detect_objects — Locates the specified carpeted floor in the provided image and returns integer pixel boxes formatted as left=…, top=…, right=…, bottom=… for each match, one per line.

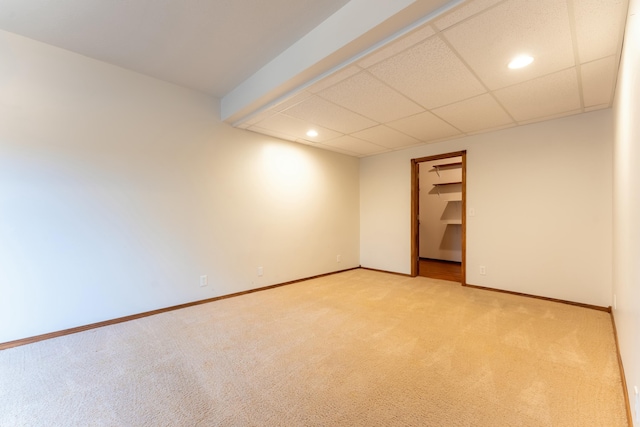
left=0, top=269, right=628, bottom=426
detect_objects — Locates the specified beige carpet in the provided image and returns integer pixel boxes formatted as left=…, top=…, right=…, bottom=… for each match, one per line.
left=0, top=269, right=628, bottom=426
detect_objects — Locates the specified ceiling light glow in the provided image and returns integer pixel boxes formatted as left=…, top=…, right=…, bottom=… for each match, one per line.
left=306, top=129, right=318, bottom=137
left=508, top=55, right=534, bottom=69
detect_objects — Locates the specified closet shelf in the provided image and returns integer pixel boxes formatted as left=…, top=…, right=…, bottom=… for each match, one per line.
left=433, top=162, right=462, bottom=169
left=431, top=162, right=462, bottom=177
left=433, top=181, right=462, bottom=186
left=442, top=220, right=462, bottom=225
left=433, top=181, right=462, bottom=196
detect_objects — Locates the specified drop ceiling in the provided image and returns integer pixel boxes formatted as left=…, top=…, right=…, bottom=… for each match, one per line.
left=0, top=0, right=629, bottom=158
left=235, top=0, right=629, bottom=157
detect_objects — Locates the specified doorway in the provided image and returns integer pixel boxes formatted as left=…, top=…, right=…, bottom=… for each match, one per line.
left=411, top=151, right=466, bottom=283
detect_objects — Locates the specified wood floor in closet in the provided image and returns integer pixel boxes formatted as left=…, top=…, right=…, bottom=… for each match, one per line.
left=418, top=258, right=462, bottom=283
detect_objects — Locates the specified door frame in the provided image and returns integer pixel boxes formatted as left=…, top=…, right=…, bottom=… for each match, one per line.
left=410, top=150, right=466, bottom=283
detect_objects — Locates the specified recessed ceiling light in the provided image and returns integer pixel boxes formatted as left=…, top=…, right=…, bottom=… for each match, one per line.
left=306, top=129, right=318, bottom=137
left=508, top=55, right=534, bottom=69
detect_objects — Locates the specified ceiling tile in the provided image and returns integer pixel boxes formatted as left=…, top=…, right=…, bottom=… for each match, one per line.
left=295, top=138, right=360, bottom=156
left=369, top=36, right=486, bottom=109
left=573, top=0, right=627, bottom=63
left=294, top=138, right=315, bottom=146
left=272, top=91, right=313, bottom=112
left=433, top=0, right=504, bottom=31
left=306, top=65, right=362, bottom=93
left=387, top=111, right=462, bottom=142
left=357, top=25, right=436, bottom=68
left=465, top=123, right=516, bottom=135
left=432, top=93, right=514, bottom=133
left=243, top=108, right=277, bottom=126
left=247, top=127, right=295, bottom=142
left=443, top=0, right=575, bottom=90
left=282, top=95, right=378, bottom=134
left=351, top=125, right=420, bottom=149
left=318, top=71, right=424, bottom=123
left=315, top=145, right=361, bottom=156
left=581, top=56, right=616, bottom=107
left=494, top=68, right=581, bottom=122
left=517, top=108, right=582, bottom=126
left=320, top=135, right=386, bottom=156
left=250, top=113, right=342, bottom=142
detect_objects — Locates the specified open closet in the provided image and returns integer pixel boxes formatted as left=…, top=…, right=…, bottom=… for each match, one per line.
left=411, top=151, right=466, bottom=283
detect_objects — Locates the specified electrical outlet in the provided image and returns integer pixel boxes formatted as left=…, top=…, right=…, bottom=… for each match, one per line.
left=479, top=266, right=486, bottom=275
left=337, top=255, right=341, bottom=263
left=257, top=266, right=263, bottom=277
left=199, top=275, right=208, bottom=287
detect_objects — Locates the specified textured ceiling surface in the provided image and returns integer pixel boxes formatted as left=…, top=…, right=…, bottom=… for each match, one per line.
left=0, top=0, right=351, bottom=97
left=238, top=0, right=628, bottom=157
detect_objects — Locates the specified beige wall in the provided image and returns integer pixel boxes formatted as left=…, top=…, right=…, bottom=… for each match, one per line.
left=361, top=110, right=613, bottom=307
left=0, top=30, right=360, bottom=343
left=613, top=0, right=640, bottom=421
